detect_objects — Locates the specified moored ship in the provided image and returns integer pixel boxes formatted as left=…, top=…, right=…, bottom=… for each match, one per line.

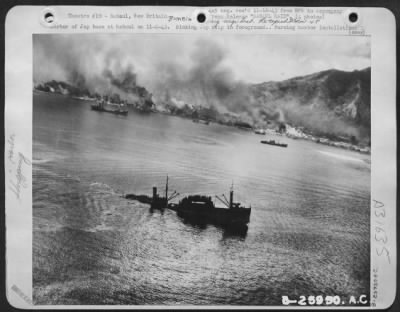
left=91, top=99, right=128, bottom=116
left=261, top=139, right=288, bottom=148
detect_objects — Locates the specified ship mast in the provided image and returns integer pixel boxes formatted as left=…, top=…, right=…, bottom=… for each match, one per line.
left=229, top=181, right=234, bottom=209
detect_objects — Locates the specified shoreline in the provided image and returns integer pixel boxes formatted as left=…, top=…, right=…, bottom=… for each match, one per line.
left=33, top=90, right=371, bottom=155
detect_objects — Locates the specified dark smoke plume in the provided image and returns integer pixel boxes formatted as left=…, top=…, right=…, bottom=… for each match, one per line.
left=33, top=35, right=368, bottom=140
left=150, top=39, right=257, bottom=123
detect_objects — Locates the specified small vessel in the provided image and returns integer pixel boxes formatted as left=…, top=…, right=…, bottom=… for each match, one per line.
left=192, top=119, right=210, bottom=125
left=254, top=129, right=266, bottom=135
left=175, top=186, right=251, bottom=227
left=260, top=139, right=288, bottom=148
left=235, top=121, right=253, bottom=131
left=91, top=100, right=128, bottom=116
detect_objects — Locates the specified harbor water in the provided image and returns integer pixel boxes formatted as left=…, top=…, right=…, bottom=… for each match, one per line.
left=33, top=92, right=370, bottom=305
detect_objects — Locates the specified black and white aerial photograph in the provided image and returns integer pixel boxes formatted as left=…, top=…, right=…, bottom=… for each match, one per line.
left=33, top=34, right=371, bottom=305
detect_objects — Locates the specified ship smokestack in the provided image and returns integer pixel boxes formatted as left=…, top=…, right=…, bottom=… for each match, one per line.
left=229, top=189, right=233, bottom=209
left=153, top=186, right=157, bottom=201
left=165, top=176, right=169, bottom=204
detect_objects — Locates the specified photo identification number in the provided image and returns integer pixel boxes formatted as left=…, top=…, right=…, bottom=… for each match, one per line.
left=282, top=295, right=368, bottom=306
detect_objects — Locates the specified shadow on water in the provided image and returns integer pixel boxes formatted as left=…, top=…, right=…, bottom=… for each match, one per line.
left=148, top=205, right=249, bottom=239
left=222, top=225, right=248, bottom=239
left=180, top=215, right=208, bottom=230
left=149, top=207, right=165, bottom=215
left=178, top=214, right=248, bottom=239
left=146, top=204, right=249, bottom=238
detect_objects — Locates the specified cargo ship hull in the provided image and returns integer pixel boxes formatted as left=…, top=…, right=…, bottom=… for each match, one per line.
left=261, top=140, right=288, bottom=148
left=177, top=207, right=250, bottom=226
left=176, top=194, right=251, bottom=227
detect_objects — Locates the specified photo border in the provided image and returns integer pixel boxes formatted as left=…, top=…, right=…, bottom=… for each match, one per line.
left=3, top=3, right=398, bottom=310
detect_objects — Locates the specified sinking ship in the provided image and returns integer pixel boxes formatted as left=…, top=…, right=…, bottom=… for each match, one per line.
left=125, top=178, right=251, bottom=228
left=125, top=176, right=179, bottom=210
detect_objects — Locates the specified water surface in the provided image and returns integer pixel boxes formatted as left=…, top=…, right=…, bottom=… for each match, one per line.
left=33, top=92, right=370, bottom=305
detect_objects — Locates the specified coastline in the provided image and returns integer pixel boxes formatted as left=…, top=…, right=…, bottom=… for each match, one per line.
left=33, top=90, right=371, bottom=155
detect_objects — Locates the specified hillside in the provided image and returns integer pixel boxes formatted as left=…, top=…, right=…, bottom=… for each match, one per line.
left=249, top=67, right=371, bottom=142
left=34, top=67, right=371, bottom=144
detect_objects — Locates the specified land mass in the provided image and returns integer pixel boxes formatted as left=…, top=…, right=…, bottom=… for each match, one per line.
left=34, top=67, right=371, bottom=154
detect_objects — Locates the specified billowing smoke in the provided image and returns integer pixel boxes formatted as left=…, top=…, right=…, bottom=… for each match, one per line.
left=150, top=40, right=234, bottom=106
left=33, top=35, right=368, bottom=140
left=147, top=39, right=362, bottom=138
left=103, top=66, right=137, bottom=92
left=148, top=39, right=261, bottom=124
left=33, top=35, right=147, bottom=104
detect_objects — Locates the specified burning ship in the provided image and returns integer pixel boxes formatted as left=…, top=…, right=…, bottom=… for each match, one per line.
left=91, top=97, right=128, bottom=116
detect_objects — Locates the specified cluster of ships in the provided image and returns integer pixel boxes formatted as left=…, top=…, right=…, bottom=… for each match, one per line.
left=91, top=99, right=288, bottom=149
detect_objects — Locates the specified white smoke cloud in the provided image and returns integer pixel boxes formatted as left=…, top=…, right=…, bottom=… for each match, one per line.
left=34, top=34, right=370, bottom=87
left=33, top=34, right=370, bottom=139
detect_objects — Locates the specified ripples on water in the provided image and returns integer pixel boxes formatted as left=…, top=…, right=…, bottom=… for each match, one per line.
left=33, top=93, right=370, bottom=305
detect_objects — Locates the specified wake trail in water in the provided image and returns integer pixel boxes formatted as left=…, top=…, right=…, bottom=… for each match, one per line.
left=318, top=150, right=365, bottom=163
